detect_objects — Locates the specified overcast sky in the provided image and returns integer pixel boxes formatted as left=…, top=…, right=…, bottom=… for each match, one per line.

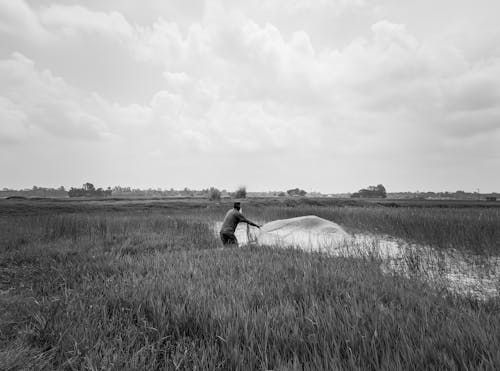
left=1, top=0, right=499, bottom=193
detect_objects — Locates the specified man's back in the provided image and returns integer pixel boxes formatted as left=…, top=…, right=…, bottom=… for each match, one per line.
left=220, top=209, right=244, bottom=234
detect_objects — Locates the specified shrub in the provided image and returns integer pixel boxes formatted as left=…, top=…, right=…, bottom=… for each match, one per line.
left=287, top=188, right=307, bottom=197
left=234, top=186, right=247, bottom=199
left=351, top=184, right=386, bottom=198
left=208, top=187, right=221, bottom=201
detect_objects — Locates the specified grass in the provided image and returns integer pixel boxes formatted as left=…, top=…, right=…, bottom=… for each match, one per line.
left=1, top=200, right=500, bottom=369
left=244, top=205, right=500, bottom=255
left=2, top=197, right=499, bottom=254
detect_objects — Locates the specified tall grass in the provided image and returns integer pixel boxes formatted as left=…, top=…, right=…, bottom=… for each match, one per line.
left=3, top=198, right=498, bottom=254
left=245, top=205, right=500, bottom=255
left=1, top=211, right=500, bottom=369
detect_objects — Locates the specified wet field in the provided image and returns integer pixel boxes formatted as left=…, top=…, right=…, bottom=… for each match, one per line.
left=215, top=215, right=500, bottom=299
left=2, top=197, right=500, bottom=369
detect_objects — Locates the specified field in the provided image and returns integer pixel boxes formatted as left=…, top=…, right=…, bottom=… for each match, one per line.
left=1, top=198, right=500, bottom=370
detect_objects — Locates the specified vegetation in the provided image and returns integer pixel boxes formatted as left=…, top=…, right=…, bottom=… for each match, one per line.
left=351, top=184, right=387, bottom=198
left=234, top=186, right=247, bottom=199
left=287, top=188, right=307, bottom=197
left=68, top=183, right=112, bottom=198
left=208, top=187, right=221, bottom=201
left=2, top=185, right=499, bottom=201
left=0, top=186, right=67, bottom=198
left=1, top=199, right=500, bottom=369
left=248, top=204, right=500, bottom=255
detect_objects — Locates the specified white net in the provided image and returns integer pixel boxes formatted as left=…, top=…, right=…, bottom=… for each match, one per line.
left=246, top=215, right=350, bottom=250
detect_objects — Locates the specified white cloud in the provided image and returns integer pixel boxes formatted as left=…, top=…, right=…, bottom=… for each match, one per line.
left=0, top=0, right=52, bottom=43
left=39, top=4, right=133, bottom=40
left=0, top=52, right=110, bottom=140
left=0, top=1, right=499, bottom=190
left=0, top=96, right=29, bottom=144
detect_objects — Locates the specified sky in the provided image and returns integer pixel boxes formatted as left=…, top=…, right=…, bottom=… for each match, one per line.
left=1, top=0, right=499, bottom=193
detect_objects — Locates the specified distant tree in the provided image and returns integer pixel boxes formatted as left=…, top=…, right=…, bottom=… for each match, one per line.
left=234, top=186, right=247, bottom=199
left=68, top=187, right=84, bottom=197
left=105, top=187, right=112, bottom=197
left=68, top=183, right=112, bottom=198
left=375, top=184, right=387, bottom=198
left=83, top=183, right=95, bottom=192
left=181, top=187, right=194, bottom=197
left=208, top=187, right=221, bottom=201
left=351, top=184, right=387, bottom=198
left=278, top=192, right=286, bottom=197
left=287, top=188, right=307, bottom=197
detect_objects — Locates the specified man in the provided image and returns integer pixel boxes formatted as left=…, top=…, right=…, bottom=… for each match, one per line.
left=220, top=202, right=261, bottom=246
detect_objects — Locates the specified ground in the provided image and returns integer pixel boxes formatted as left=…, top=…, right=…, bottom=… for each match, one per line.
left=0, top=197, right=499, bottom=370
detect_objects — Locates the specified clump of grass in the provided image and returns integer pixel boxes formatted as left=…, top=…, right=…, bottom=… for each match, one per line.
left=2, top=213, right=219, bottom=254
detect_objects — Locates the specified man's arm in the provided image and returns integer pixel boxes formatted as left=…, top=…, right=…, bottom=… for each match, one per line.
left=238, top=213, right=261, bottom=228
left=246, top=219, right=261, bottom=228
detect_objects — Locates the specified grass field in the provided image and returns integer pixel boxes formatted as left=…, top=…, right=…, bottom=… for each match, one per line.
left=1, top=198, right=500, bottom=370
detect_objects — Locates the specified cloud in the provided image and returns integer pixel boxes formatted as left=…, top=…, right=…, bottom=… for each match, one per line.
left=39, top=4, right=133, bottom=40
left=4, top=4, right=500, bottom=146
left=0, top=52, right=110, bottom=141
left=0, top=0, right=52, bottom=43
left=0, top=1, right=499, bottom=190
left=0, top=96, right=29, bottom=145
left=443, top=63, right=500, bottom=112
left=0, top=50, right=300, bottom=158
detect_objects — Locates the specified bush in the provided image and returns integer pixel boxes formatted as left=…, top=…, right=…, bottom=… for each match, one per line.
left=287, top=188, right=307, bottom=197
left=234, top=186, right=247, bottom=199
left=208, top=187, right=221, bottom=201
left=68, top=183, right=112, bottom=198
left=351, top=184, right=386, bottom=198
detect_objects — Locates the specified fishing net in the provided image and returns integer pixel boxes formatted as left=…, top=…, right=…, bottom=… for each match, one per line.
left=245, top=215, right=349, bottom=249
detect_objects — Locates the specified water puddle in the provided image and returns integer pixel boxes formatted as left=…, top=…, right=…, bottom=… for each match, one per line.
left=214, top=216, right=500, bottom=300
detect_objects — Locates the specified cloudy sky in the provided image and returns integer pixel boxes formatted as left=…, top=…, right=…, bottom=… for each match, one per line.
left=1, top=0, right=499, bottom=193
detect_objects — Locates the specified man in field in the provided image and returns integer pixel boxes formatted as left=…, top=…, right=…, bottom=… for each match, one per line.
left=220, top=202, right=261, bottom=246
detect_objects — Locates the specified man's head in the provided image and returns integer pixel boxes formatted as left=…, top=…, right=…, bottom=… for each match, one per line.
left=233, top=202, right=241, bottom=211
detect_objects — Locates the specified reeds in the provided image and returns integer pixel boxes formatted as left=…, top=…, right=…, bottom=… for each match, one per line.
left=246, top=205, right=500, bottom=255
left=1, top=209, right=500, bottom=369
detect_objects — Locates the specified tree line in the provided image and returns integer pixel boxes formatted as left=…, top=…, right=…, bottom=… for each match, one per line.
left=68, top=183, right=112, bottom=197
left=351, top=184, right=387, bottom=198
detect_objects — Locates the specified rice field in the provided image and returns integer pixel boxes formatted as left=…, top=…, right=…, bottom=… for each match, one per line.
left=1, top=198, right=500, bottom=370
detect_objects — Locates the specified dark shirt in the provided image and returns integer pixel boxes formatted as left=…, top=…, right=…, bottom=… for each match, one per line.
left=220, top=209, right=250, bottom=234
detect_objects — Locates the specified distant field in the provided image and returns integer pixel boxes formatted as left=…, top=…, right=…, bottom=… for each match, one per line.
left=2, top=197, right=499, bottom=254
left=1, top=198, right=499, bottom=369
left=1, top=196, right=500, bottom=215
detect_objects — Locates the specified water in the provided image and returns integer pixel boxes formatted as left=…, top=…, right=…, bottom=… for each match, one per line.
left=214, top=216, right=500, bottom=300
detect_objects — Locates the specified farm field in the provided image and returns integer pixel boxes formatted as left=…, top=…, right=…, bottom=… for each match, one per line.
left=1, top=198, right=500, bottom=370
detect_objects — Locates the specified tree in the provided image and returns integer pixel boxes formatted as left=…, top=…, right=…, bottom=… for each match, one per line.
left=68, top=187, right=84, bottom=197
left=181, top=187, right=194, bottom=197
left=208, top=187, right=221, bottom=201
left=68, top=183, right=112, bottom=198
left=83, top=183, right=95, bottom=192
left=375, top=184, right=387, bottom=198
left=351, top=184, right=387, bottom=198
left=287, top=188, right=307, bottom=197
left=234, top=186, right=247, bottom=199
